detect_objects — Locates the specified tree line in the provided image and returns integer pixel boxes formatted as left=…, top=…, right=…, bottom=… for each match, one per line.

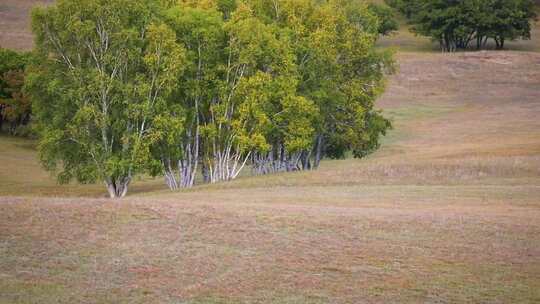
left=19, top=0, right=395, bottom=198
left=386, top=0, right=538, bottom=51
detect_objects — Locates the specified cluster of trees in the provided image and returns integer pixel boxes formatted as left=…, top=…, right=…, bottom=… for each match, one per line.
left=386, top=0, right=538, bottom=51
left=27, top=0, right=394, bottom=198
left=0, top=49, right=32, bottom=135
left=368, top=2, right=399, bottom=36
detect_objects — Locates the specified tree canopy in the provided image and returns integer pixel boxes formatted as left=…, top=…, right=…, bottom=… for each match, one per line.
left=28, top=0, right=394, bottom=197
left=29, top=0, right=186, bottom=197
left=0, top=48, right=32, bottom=135
left=387, top=0, right=538, bottom=51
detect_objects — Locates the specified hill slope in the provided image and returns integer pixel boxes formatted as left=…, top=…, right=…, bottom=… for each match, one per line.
left=1, top=1, right=539, bottom=52
left=1, top=51, right=540, bottom=303
left=0, top=0, right=53, bottom=50
left=1, top=1, right=540, bottom=303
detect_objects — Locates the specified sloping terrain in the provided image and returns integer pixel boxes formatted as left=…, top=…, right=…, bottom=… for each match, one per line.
left=1, top=51, right=539, bottom=303
left=2, top=0, right=539, bottom=52
left=1, top=1, right=540, bottom=303
left=0, top=0, right=53, bottom=50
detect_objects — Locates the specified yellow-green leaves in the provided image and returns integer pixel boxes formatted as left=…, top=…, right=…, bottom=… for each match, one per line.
left=144, top=23, right=186, bottom=95
left=29, top=0, right=393, bottom=194
left=29, top=0, right=188, bottom=196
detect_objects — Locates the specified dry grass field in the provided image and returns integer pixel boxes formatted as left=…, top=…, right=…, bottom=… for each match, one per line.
left=1, top=1, right=540, bottom=303
left=0, top=0, right=53, bottom=50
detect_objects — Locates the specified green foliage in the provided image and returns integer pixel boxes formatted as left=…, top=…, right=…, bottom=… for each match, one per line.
left=0, top=48, right=32, bottom=135
left=389, top=0, right=538, bottom=51
left=0, top=48, right=28, bottom=73
left=385, top=0, right=421, bottom=18
left=247, top=0, right=393, bottom=162
left=28, top=0, right=186, bottom=197
left=480, top=0, right=538, bottom=49
left=28, top=0, right=393, bottom=195
left=368, top=3, right=399, bottom=36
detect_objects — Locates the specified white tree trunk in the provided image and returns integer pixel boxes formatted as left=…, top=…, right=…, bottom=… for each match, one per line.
left=105, top=177, right=131, bottom=198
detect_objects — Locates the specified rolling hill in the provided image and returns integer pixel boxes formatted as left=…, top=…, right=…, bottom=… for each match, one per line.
left=1, top=1, right=539, bottom=303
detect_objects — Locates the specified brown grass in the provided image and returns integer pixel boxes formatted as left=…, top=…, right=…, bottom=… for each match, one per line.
left=1, top=191, right=539, bottom=303
left=1, top=1, right=540, bottom=302
left=0, top=0, right=53, bottom=50
left=0, top=135, right=165, bottom=198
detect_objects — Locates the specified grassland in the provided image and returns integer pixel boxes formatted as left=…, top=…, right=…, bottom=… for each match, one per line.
left=1, top=1, right=540, bottom=303
left=0, top=0, right=53, bottom=50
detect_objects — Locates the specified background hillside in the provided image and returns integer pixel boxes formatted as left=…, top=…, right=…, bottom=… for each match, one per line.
left=2, top=0, right=540, bottom=52
left=0, top=0, right=53, bottom=50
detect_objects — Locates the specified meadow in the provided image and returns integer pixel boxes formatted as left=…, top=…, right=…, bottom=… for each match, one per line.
left=1, top=1, right=540, bottom=303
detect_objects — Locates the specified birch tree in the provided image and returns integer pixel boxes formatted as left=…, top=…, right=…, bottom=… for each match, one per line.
left=201, top=3, right=302, bottom=182
left=158, top=4, right=225, bottom=188
left=161, top=1, right=316, bottom=187
left=248, top=0, right=393, bottom=170
left=28, top=0, right=185, bottom=198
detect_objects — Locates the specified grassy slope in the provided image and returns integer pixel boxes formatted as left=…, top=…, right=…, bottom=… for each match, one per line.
left=2, top=0, right=539, bottom=52
left=1, top=1, right=540, bottom=304
left=1, top=51, right=539, bottom=303
left=0, top=0, right=53, bottom=50
left=0, top=136, right=166, bottom=197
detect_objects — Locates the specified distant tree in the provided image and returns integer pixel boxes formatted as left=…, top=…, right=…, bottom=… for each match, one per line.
left=486, top=0, right=537, bottom=49
left=368, top=3, right=399, bottom=36
left=408, top=0, right=479, bottom=51
left=0, top=48, right=31, bottom=135
left=390, top=0, right=538, bottom=51
left=28, top=0, right=186, bottom=198
left=1, top=70, right=31, bottom=135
